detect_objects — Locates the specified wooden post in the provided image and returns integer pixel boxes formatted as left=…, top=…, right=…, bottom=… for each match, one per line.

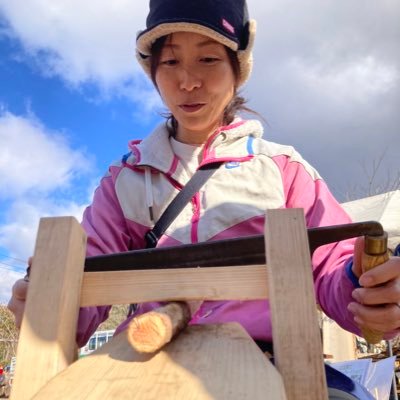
left=265, top=209, right=328, bottom=400
left=11, top=217, right=86, bottom=400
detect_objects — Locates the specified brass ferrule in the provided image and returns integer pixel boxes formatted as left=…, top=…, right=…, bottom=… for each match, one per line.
left=364, top=232, right=388, bottom=255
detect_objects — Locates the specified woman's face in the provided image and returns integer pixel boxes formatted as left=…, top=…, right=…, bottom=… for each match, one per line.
left=155, top=32, right=236, bottom=144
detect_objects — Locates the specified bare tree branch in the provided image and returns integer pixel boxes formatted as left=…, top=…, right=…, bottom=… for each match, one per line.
left=345, top=150, right=399, bottom=201
left=0, top=305, right=18, bottom=366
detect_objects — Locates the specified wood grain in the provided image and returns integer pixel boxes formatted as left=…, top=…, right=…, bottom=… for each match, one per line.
left=361, top=240, right=389, bottom=344
left=13, top=210, right=333, bottom=398
left=127, top=302, right=191, bottom=353
left=11, top=217, right=87, bottom=400
left=265, top=209, right=328, bottom=400
left=80, top=265, right=268, bottom=306
left=33, top=323, right=287, bottom=400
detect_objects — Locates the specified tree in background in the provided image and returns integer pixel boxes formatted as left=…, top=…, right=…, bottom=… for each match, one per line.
left=0, top=303, right=127, bottom=366
left=344, top=151, right=400, bottom=201
left=0, top=305, right=18, bottom=367
left=98, top=305, right=129, bottom=331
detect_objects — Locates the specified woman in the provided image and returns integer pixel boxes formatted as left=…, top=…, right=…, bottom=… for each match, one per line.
left=8, top=0, right=400, bottom=397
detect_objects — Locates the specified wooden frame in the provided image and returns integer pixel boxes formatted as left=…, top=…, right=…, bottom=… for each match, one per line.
left=11, top=209, right=328, bottom=399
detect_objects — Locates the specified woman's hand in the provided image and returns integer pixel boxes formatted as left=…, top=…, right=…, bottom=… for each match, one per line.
left=7, top=257, right=32, bottom=329
left=348, top=237, right=400, bottom=337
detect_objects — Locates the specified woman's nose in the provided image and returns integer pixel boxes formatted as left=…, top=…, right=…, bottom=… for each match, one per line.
left=178, top=67, right=201, bottom=91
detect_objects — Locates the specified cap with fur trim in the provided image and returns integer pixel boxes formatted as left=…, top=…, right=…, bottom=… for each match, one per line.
left=136, top=0, right=256, bottom=87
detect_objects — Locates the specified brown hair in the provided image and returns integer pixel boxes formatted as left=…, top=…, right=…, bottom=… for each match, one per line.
left=150, top=35, right=258, bottom=136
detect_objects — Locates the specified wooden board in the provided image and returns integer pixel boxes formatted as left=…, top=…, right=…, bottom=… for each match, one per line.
left=33, top=323, right=287, bottom=400
left=265, top=209, right=328, bottom=400
left=11, top=217, right=87, bottom=400
left=81, top=265, right=268, bottom=306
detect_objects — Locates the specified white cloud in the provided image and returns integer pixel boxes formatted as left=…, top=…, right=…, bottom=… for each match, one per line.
left=288, top=55, right=399, bottom=104
left=0, top=197, right=88, bottom=261
left=0, top=0, right=162, bottom=108
left=244, top=0, right=400, bottom=198
left=1, top=0, right=398, bottom=109
left=0, top=110, right=95, bottom=277
left=0, top=191, right=90, bottom=305
left=0, top=0, right=149, bottom=87
left=0, top=110, right=91, bottom=198
left=115, top=79, right=162, bottom=114
left=0, top=268, right=23, bottom=304
left=0, top=188, right=91, bottom=305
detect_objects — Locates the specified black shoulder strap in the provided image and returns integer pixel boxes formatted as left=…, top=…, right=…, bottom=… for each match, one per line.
left=145, top=161, right=224, bottom=248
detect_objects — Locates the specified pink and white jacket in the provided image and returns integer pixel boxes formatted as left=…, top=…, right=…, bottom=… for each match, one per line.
left=77, top=118, right=359, bottom=347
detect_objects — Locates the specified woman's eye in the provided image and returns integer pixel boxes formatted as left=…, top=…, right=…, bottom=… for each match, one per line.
left=201, top=57, right=219, bottom=64
left=160, top=59, right=178, bottom=66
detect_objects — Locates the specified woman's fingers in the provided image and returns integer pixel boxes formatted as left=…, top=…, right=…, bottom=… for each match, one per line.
left=7, top=256, right=33, bottom=329
left=12, top=278, right=29, bottom=300
left=7, top=298, right=25, bottom=329
left=352, top=277, right=400, bottom=306
left=7, top=278, right=29, bottom=329
left=359, top=257, right=400, bottom=288
left=349, top=256, right=400, bottom=336
left=352, top=235, right=400, bottom=288
left=348, top=301, right=400, bottom=333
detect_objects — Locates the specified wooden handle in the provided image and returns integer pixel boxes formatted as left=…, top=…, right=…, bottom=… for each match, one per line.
left=127, top=302, right=191, bottom=353
left=361, top=233, right=389, bottom=344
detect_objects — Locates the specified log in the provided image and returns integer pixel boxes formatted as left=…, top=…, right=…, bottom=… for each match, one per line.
left=127, top=302, right=191, bottom=353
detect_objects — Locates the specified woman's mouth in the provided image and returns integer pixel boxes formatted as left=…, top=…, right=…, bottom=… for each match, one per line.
left=179, top=104, right=205, bottom=113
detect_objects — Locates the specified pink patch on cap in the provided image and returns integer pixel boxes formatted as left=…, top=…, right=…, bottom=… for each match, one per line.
left=222, top=18, right=235, bottom=34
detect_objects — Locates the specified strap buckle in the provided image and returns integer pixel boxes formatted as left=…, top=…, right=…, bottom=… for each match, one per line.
left=145, top=230, right=159, bottom=249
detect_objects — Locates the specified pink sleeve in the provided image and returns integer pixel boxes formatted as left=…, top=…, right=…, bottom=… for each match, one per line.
left=76, top=166, right=132, bottom=347
left=274, top=155, right=362, bottom=336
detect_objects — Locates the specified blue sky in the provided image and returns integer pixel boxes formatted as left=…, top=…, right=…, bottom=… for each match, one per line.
left=0, top=0, right=399, bottom=302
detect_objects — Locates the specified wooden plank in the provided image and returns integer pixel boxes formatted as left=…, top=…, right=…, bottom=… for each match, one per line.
left=11, top=217, right=87, bottom=400
left=33, top=323, right=287, bottom=400
left=265, top=209, right=328, bottom=400
left=80, top=265, right=268, bottom=306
